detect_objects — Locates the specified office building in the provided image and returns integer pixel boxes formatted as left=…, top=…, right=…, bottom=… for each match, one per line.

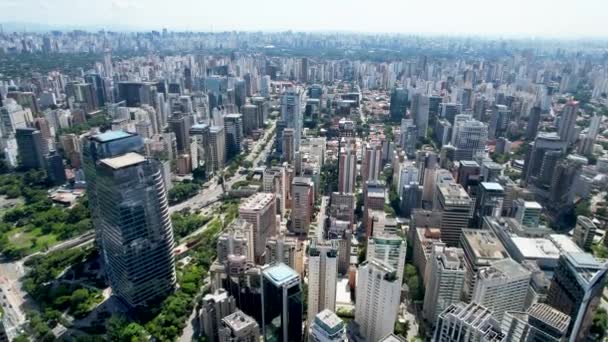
left=412, top=93, right=430, bottom=137
left=282, top=128, right=295, bottom=164
left=307, top=241, right=338, bottom=324
left=525, top=106, right=541, bottom=140
left=218, top=310, right=260, bottom=342
left=264, top=167, right=288, bottom=215
left=460, top=229, right=509, bottom=301
left=436, top=182, right=472, bottom=246
left=209, top=126, right=226, bottom=171
left=389, top=87, right=408, bottom=121
left=433, top=302, right=506, bottom=342
left=224, top=113, right=244, bottom=159
left=501, top=303, right=571, bottom=342
left=291, top=177, right=314, bottom=235
left=0, top=99, right=31, bottom=137
left=239, top=193, right=277, bottom=263
left=279, top=88, right=303, bottom=151
left=338, top=142, right=356, bottom=194
left=200, top=289, right=237, bottom=342
left=309, top=309, right=347, bottom=342
left=83, top=131, right=176, bottom=307
left=217, top=219, right=254, bottom=264
left=16, top=127, right=48, bottom=170
left=265, top=234, right=302, bottom=273
left=558, top=100, right=579, bottom=144
left=400, top=119, right=417, bottom=157
left=363, top=180, right=386, bottom=238
left=474, top=182, right=504, bottom=227
left=546, top=253, right=608, bottom=341
left=366, top=234, right=406, bottom=284
left=514, top=199, right=542, bottom=228
left=489, top=105, right=510, bottom=139
left=572, top=216, right=597, bottom=251
left=471, top=258, right=532, bottom=321
left=452, top=116, right=488, bottom=161
left=355, top=259, right=401, bottom=342
left=45, top=151, right=67, bottom=185
left=523, top=132, right=567, bottom=186
left=261, top=263, right=303, bottom=342
left=423, top=245, right=466, bottom=324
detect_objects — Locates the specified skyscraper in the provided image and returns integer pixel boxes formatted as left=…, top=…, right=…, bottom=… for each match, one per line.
left=423, top=245, right=466, bottom=324
left=389, top=87, right=408, bottom=122
left=451, top=116, right=488, bottom=161
left=523, top=132, right=567, bottom=186
left=436, top=182, right=472, bottom=246
left=400, top=119, right=417, bottom=158
left=261, top=263, right=303, bottom=342
left=209, top=125, right=226, bottom=171
left=291, top=177, right=314, bottom=235
left=546, top=253, right=608, bottom=341
left=239, top=193, right=277, bottom=264
left=224, top=113, right=244, bottom=159
left=471, top=258, right=532, bottom=321
left=338, top=141, right=356, bottom=194
left=412, top=93, right=430, bottom=137
left=16, top=127, right=48, bottom=170
left=217, top=219, right=254, bottom=264
left=282, top=128, right=295, bottom=164
left=264, top=166, right=288, bottom=215
left=307, top=240, right=338, bottom=324
left=355, top=259, right=401, bottom=342
left=83, top=131, right=176, bottom=307
left=280, top=87, right=303, bottom=151
left=366, top=234, right=407, bottom=284
left=361, top=142, right=382, bottom=182
left=557, top=100, right=579, bottom=144
left=525, top=106, right=541, bottom=140
left=489, top=104, right=510, bottom=139
left=474, top=182, right=505, bottom=227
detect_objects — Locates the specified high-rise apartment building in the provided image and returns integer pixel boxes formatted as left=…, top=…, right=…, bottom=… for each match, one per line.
left=261, top=263, right=303, bottom=342
left=239, top=193, right=277, bottom=263
left=307, top=241, right=338, bottom=324
left=291, top=177, right=314, bottom=235
left=423, top=245, right=466, bottom=324
left=83, top=131, right=176, bottom=307
left=355, top=259, right=401, bottom=342
left=279, top=88, right=303, bottom=151
left=400, top=118, right=417, bottom=158
left=546, top=252, right=608, bottom=341
left=265, top=234, right=302, bottom=273
left=471, top=258, right=532, bottom=321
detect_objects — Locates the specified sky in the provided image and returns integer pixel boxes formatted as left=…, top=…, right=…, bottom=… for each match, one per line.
left=1, top=0, right=607, bottom=38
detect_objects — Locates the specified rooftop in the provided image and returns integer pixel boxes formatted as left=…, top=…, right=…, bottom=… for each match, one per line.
left=313, top=309, right=344, bottom=335
left=263, top=263, right=299, bottom=286
left=481, top=182, right=504, bottom=192
left=100, top=152, right=146, bottom=170
left=511, top=237, right=561, bottom=260
left=240, top=192, right=275, bottom=211
left=92, top=130, right=133, bottom=142
left=461, top=229, right=508, bottom=261
left=379, top=334, right=407, bottom=342
left=527, top=303, right=571, bottom=333
left=478, top=258, right=531, bottom=281
left=222, top=310, right=257, bottom=331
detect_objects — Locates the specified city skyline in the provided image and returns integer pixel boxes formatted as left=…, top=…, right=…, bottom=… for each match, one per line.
left=0, top=0, right=607, bottom=38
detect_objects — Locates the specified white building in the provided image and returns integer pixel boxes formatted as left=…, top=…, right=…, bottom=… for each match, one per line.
left=423, top=245, right=466, bottom=324
left=307, top=240, right=339, bottom=324
left=366, top=234, right=406, bottom=284
left=355, top=259, right=401, bottom=342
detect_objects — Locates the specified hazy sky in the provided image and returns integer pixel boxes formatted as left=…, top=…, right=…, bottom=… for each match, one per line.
left=1, top=0, right=607, bottom=38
